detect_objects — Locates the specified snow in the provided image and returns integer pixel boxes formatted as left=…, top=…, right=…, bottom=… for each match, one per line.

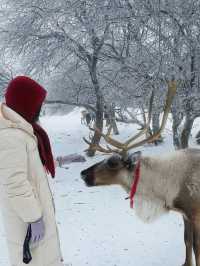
left=1, top=108, right=200, bottom=266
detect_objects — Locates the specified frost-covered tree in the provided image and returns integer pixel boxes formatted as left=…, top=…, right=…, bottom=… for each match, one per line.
left=1, top=0, right=200, bottom=152
left=122, top=0, right=200, bottom=148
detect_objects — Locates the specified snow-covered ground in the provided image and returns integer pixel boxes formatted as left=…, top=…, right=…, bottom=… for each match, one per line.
left=1, top=108, right=200, bottom=266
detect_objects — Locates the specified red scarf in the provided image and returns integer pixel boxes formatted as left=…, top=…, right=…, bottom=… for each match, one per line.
left=32, top=123, right=55, bottom=177
left=130, top=161, right=141, bottom=208
left=5, top=76, right=55, bottom=178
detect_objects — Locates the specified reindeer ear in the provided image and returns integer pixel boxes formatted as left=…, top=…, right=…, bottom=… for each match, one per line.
left=125, top=151, right=142, bottom=170
left=131, top=151, right=142, bottom=161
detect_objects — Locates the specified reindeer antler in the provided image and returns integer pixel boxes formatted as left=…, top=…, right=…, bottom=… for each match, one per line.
left=83, top=126, right=114, bottom=154
left=83, top=80, right=177, bottom=157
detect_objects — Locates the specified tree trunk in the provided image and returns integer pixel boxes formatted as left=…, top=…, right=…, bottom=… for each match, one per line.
left=180, top=115, right=195, bottom=149
left=111, top=119, right=119, bottom=135
left=172, top=52, right=196, bottom=149
left=195, top=130, right=200, bottom=144
left=152, top=112, right=163, bottom=144
left=86, top=94, right=104, bottom=157
left=107, top=103, right=119, bottom=135
left=171, top=111, right=183, bottom=149
left=152, top=112, right=160, bottom=133
left=180, top=52, right=196, bottom=149
left=86, top=58, right=104, bottom=157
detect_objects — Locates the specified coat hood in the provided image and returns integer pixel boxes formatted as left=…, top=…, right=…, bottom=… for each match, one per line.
left=5, top=76, right=47, bottom=123
left=0, top=103, right=35, bottom=139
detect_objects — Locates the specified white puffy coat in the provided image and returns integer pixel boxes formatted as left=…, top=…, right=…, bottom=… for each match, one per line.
left=0, top=103, right=63, bottom=266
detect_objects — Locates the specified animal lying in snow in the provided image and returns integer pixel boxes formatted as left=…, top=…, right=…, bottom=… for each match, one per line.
left=56, top=154, right=86, bottom=167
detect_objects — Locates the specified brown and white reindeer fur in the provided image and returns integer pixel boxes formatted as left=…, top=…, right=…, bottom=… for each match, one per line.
left=81, top=149, right=200, bottom=266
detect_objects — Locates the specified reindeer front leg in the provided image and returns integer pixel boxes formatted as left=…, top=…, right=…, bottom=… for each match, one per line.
left=193, top=217, right=200, bottom=266
left=183, top=217, right=193, bottom=266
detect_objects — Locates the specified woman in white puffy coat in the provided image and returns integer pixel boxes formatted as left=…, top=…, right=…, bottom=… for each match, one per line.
left=0, top=76, right=63, bottom=266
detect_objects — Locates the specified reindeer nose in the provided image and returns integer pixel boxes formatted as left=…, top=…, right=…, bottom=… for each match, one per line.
left=81, top=169, right=87, bottom=180
left=80, top=168, right=95, bottom=186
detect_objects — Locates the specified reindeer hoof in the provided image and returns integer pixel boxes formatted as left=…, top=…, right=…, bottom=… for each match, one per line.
left=182, top=263, right=193, bottom=266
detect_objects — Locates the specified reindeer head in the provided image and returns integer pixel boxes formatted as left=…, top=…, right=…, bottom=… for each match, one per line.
left=81, top=80, right=177, bottom=190
left=81, top=151, right=142, bottom=188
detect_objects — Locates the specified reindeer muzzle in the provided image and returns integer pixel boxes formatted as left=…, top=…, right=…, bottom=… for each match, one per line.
left=81, top=169, right=95, bottom=187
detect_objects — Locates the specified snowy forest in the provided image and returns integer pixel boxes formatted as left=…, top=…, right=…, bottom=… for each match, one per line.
left=0, top=0, right=200, bottom=151
left=1, top=1, right=200, bottom=266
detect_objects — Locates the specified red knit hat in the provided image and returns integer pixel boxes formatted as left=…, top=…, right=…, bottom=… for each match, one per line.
left=5, top=76, right=47, bottom=123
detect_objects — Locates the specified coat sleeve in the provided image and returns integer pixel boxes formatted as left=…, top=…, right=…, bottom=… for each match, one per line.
left=0, top=136, right=43, bottom=223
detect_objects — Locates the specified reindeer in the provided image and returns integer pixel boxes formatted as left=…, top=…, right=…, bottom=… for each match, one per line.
left=81, top=110, right=95, bottom=127
left=81, top=81, right=200, bottom=266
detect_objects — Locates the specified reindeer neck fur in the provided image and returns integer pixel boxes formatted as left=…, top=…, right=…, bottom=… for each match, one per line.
left=119, top=150, right=190, bottom=223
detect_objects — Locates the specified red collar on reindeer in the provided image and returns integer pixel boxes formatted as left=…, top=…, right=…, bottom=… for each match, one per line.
left=129, top=160, right=141, bottom=208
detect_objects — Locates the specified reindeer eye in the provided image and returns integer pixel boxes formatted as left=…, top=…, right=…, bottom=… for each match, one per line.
left=107, top=156, right=121, bottom=168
